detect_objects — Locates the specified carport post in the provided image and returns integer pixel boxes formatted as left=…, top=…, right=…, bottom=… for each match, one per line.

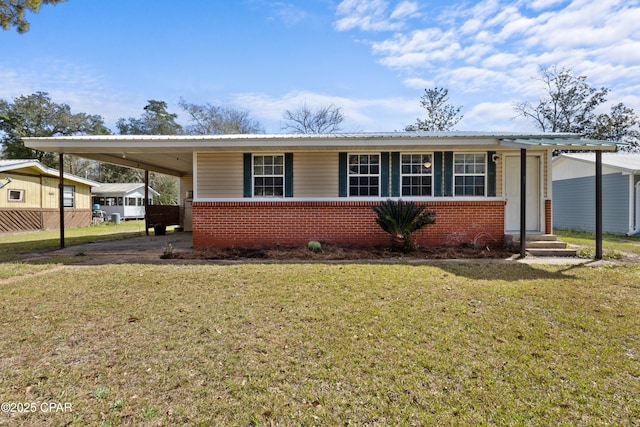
left=520, top=148, right=527, bottom=258
left=58, top=153, right=65, bottom=249
left=145, top=169, right=150, bottom=236
left=595, top=150, right=603, bottom=260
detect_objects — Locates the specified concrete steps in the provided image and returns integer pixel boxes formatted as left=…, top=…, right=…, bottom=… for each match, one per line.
left=505, top=234, right=577, bottom=257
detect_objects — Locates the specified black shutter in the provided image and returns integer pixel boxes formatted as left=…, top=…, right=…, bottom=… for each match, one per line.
left=391, top=152, right=400, bottom=197
left=243, top=153, right=252, bottom=198
left=444, top=152, right=453, bottom=197
left=339, top=152, right=347, bottom=197
left=487, top=151, right=496, bottom=197
left=285, top=153, right=294, bottom=197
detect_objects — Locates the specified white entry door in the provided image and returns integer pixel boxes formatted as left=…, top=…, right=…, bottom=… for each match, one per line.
left=505, top=155, right=541, bottom=232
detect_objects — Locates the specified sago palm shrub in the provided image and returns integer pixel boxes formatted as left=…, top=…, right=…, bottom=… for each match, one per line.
left=372, top=199, right=436, bottom=252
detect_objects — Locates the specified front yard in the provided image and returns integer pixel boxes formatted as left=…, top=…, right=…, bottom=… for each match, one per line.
left=0, top=255, right=638, bottom=425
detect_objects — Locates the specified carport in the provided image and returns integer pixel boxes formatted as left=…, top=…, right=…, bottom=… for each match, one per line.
left=24, top=133, right=618, bottom=259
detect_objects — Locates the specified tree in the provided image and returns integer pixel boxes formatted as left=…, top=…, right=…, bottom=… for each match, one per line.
left=1, top=0, right=64, bottom=33
left=405, top=87, right=463, bottom=132
left=179, top=99, right=263, bottom=135
left=116, top=100, right=182, bottom=204
left=116, top=100, right=182, bottom=135
left=514, top=66, right=609, bottom=134
left=515, top=65, right=640, bottom=151
left=0, top=92, right=108, bottom=168
left=372, top=199, right=436, bottom=252
left=282, top=103, right=345, bottom=134
left=591, top=103, right=640, bottom=151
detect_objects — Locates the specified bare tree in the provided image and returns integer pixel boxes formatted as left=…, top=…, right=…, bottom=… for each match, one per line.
left=179, top=99, right=263, bottom=135
left=405, top=87, right=463, bottom=132
left=282, top=103, right=345, bottom=134
left=514, top=65, right=609, bottom=134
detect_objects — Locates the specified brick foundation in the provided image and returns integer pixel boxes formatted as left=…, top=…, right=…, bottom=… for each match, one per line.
left=192, top=200, right=506, bottom=249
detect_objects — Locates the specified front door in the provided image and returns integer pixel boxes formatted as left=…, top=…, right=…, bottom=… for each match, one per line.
left=505, top=155, right=541, bottom=232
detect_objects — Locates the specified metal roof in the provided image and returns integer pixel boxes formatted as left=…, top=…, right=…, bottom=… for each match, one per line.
left=0, top=159, right=100, bottom=187
left=500, top=137, right=619, bottom=150
left=555, top=152, right=640, bottom=175
left=93, top=183, right=160, bottom=196
left=24, top=132, right=621, bottom=177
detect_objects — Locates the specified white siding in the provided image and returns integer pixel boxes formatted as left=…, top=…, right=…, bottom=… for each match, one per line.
left=196, top=153, right=243, bottom=198
left=293, top=152, right=339, bottom=197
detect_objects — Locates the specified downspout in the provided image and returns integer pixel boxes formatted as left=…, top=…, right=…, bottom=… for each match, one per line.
left=628, top=176, right=639, bottom=236
left=58, top=153, right=65, bottom=249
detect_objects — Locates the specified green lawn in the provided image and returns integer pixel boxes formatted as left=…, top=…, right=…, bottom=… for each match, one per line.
left=0, top=246, right=638, bottom=425
left=0, top=220, right=149, bottom=263
left=555, top=229, right=640, bottom=260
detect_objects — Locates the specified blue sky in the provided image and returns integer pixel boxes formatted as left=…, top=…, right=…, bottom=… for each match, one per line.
left=2, top=0, right=639, bottom=134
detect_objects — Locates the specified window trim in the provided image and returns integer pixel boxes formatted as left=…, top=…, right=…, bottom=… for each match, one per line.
left=252, top=154, right=285, bottom=198
left=347, top=153, right=381, bottom=197
left=400, top=152, right=434, bottom=197
left=453, top=153, right=487, bottom=197
left=8, top=189, right=25, bottom=202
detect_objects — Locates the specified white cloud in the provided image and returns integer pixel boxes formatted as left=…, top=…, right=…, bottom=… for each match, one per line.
left=334, top=0, right=640, bottom=130
left=334, top=0, right=420, bottom=31
left=390, top=1, right=420, bottom=19
left=462, top=101, right=536, bottom=132
left=231, top=91, right=419, bottom=132
left=270, top=2, right=308, bottom=26
left=403, top=77, right=435, bottom=89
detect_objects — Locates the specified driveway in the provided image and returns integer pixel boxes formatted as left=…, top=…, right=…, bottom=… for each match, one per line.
left=55, top=231, right=193, bottom=257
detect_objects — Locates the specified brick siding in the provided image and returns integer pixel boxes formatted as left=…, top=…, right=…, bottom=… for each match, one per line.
left=545, top=199, right=552, bottom=234
left=192, top=200, right=505, bottom=249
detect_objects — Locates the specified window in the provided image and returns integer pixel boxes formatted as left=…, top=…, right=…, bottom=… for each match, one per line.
left=63, top=185, right=75, bottom=208
left=401, top=154, right=433, bottom=196
left=253, top=155, right=284, bottom=197
left=454, top=154, right=486, bottom=196
left=348, top=154, right=380, bottom=196
left=8, top=189, right=24, bottom=202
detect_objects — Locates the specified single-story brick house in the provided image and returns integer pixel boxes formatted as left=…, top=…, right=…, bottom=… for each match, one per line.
left=0, top=159, right=99, bottom=232
left=553, top=152, right=640, bottom=235
left=24, top=132, right=617, bottom=249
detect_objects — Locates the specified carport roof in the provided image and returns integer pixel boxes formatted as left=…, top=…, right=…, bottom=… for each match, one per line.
left=24, top=132, right=619, bottom=177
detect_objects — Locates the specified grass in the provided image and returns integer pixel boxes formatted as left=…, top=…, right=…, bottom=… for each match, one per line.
left=0, top=259, right=638, bottom=426
left=555, top=229, right=640, bottom=259
left=0, top=220, right=149, bottom=263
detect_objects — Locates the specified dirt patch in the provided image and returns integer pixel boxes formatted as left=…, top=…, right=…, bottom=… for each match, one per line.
left=175, top=243, right=518, bottom=261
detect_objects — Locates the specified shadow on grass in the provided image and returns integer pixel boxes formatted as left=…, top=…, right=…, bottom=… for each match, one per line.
left=13, top=254, right=585, bottom=283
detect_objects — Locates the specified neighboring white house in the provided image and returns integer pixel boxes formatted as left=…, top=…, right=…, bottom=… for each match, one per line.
left=552, top=153, right=640, bottom=235
left=92, top=183, right=159, bottom=220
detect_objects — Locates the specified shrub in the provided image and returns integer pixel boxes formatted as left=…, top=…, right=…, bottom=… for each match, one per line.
left=372, top=199, right=436, bottom=252
left=307, top=241, right=322, bottom=252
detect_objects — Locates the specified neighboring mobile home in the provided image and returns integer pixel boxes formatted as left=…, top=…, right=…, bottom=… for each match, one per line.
left=92, top=183, right=159, bottom=220
left=24, top=132, right=617, bottom=249
left=552, top=152, right=640, bottom=235
left=0, top=159, right=98, bottom=232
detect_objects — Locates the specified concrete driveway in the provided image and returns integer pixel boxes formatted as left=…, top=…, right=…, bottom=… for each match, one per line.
left=55, top=231, right=192, bottom=256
